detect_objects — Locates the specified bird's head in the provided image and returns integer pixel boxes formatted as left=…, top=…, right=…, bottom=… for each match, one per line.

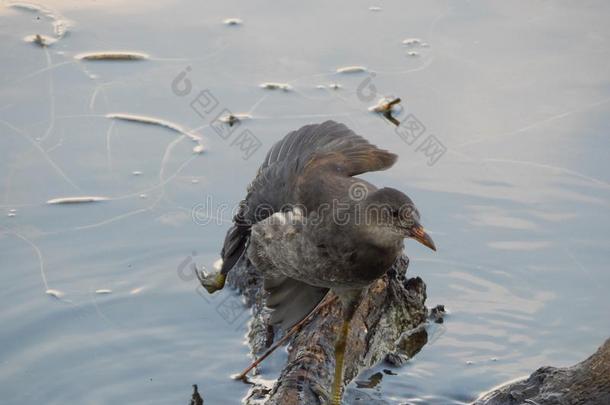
left=360, top=187, right=436, bottom=251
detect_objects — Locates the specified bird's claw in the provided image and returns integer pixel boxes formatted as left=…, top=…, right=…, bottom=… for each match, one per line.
left=196, top=269, right=226, bottom=294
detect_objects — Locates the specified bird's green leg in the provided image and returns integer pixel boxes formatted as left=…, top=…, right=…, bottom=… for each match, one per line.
left=196, top=269, right=226, bottom=294
left=330, top=318, right=351, bottom=405
left=329, top=289, right=362, bottom=405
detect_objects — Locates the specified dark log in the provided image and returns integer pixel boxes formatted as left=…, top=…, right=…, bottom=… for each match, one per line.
left=474, top=338, right=610, bottom=405
left=226, top=255, right=429, bottom=404
left=190, top=384, right=203, bottom=405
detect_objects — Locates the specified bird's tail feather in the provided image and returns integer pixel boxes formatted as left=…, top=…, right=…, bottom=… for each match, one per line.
left=220, top=222, right=250, bottom=275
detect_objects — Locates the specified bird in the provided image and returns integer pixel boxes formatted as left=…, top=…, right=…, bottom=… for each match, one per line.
left=197, top=120, right=436, bottom=404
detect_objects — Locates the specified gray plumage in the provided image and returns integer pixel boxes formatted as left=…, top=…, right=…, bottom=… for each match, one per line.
left=219, top=120, right=432, bottom=330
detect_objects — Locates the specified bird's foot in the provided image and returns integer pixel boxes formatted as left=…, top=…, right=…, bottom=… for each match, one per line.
left=196, top=269, right=226, bottom=294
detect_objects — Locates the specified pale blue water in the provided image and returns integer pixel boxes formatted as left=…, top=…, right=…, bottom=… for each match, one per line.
left=1, top=0, right=609, bottom=404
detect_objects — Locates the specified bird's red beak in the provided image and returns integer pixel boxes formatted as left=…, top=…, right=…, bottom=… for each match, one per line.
left=411, top=224, right=436, bottom=251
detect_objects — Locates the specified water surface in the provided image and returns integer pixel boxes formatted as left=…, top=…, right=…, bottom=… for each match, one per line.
left=1, top=0, right=609, bottom=404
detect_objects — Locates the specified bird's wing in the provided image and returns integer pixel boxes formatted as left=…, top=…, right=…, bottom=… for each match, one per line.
left=219, top=120, right=397, bottom=275
left=264, top=275, right=329, bottom=331
left=297, top=121, right=398, bottom=178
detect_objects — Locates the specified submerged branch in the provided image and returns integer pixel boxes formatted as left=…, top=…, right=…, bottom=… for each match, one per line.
left=474, top=338, right=610, bottom=405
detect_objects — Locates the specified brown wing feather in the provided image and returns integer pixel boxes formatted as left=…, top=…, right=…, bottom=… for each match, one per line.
left=220, top=120, right=397, bottom=276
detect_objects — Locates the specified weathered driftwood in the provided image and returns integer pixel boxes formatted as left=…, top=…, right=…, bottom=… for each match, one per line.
left=190, top=384, right=203, bottom=405
left=474, top=338, right=610, bottom=405
left=226, top=255, right=429, bottom=404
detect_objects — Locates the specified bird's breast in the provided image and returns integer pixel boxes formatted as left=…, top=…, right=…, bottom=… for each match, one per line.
left=247, top=210, right=402, bottom=289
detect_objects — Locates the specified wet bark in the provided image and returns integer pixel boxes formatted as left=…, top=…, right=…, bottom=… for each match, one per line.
left=474, top=338, right=610, bottom=405
left=226, top=255, right=429, bottom=405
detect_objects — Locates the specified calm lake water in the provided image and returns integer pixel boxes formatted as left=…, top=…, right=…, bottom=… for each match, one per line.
left=1, top=1, right=609, bottom=404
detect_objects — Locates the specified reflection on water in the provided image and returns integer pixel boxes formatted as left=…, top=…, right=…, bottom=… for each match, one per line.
left=1, top=0, right=609, bottom=404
